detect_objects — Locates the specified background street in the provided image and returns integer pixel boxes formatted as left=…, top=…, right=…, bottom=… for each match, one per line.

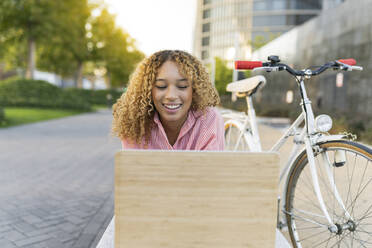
left=0, top=109, right=119, bottom=248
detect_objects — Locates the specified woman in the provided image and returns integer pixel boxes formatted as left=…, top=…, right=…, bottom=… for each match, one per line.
left=112, top=50, right=224, bottom=150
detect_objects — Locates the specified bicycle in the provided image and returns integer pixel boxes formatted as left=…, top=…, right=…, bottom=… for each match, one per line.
left=223, top=55, right=372, bottom=248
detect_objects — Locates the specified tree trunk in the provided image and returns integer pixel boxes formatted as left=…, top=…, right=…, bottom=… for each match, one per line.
left=75, top=62, right=84, bottom=88
left=25, top=38, right=36, bottom=79
left=105, top=71, right=111, bottom=89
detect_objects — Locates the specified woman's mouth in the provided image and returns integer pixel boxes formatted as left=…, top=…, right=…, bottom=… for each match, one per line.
left=163, top=103, right=182, bottom=111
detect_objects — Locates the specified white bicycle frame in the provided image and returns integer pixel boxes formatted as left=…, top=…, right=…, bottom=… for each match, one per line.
left=227, top=77, right=353, bottom=234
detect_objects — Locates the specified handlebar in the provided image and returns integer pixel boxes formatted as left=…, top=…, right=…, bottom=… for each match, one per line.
left=235, top=56, right=363, bottom=77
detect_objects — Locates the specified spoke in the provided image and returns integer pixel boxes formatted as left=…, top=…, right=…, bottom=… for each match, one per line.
left=352, top=232, right=372, bottom=247
left=285, top=209, right=328, bottom=228
left=346, top=178, right=372, bottom=219
left=310, top=233, right=333, bottom=248
left=356, top=229, right=372, bottom=236
left=296, top=225, right=323, bottom=231
left=350, top=157, right=369, bottom=217
left=359, top=210, right=372, bottom=222
left=344, top=152, right=357, bottom=215
left=295, top=168, right=336, bottom=217
left=293, top=208, right=328, bottom=219
left=341, top=236, right=351, bottom=248
left=356, top=198, right=372, bottom=223
left=294, top=192, right=325, bottom=215
left=288, top=144, right=372, bottom=248
left=328, top=232, right=350, bottom=248
left=357, top=225, right=372, bottom=236
left=297, top=228, right=331, bottom=243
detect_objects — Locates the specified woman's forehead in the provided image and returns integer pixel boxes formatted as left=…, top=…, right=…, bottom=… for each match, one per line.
left=156, top=61, right=189, bottom=78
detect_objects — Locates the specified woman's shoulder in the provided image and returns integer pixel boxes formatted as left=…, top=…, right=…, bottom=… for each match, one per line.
left=192, top=107, right=222, bottom=123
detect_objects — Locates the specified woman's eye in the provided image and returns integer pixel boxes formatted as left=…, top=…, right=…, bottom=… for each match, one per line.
left=155, top=85, right=166, bottom=89
left=178, top=85, right=189, bottom=89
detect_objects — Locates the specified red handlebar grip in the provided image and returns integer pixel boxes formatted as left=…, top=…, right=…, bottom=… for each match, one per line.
left=338, top=58, right=356, bottom=66
left=235, top=61, right=263, bottom=70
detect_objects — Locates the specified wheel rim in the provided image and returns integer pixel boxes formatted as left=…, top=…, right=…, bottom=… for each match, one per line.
left=285, top=142, right=372, bottom=247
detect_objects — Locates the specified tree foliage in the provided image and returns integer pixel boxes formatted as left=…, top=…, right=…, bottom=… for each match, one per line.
left=0, top=0, right=67, bottom=78
left=0, top=0, right=144, bottom=88
left=252, top=32, right=280, bottom=51
left=89, top=8, right=144, bottom=87
left=214, top=57, right=233, bottom=96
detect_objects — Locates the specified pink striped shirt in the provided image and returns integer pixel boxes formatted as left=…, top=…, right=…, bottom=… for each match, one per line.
left=121, top=107, right=224, bottom=150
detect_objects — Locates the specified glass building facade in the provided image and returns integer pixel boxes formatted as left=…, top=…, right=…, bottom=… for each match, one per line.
left=193, top=0, right=253, bottom=64
left=193, top=0, right=344, bottom=64
left=251, top=0, right=322, bottom=45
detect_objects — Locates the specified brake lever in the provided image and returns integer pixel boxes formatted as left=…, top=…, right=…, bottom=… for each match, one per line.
left=253, top=66, right=285, bottom=72
left=350, top=66, right=363, bottom=71
left=335, top=65, right=363, bottom=71
left=335, top=60, right=363, bottom=71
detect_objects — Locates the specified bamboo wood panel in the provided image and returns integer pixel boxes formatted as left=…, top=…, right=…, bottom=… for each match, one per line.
left=115, top=151, right=279, bottom=248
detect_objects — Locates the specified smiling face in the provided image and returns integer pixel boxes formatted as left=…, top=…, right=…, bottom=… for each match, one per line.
left=152, top=60, right=193, bottom=129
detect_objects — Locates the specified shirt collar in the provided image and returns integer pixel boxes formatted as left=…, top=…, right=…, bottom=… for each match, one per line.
left=153, top=109, right=204, bottom=142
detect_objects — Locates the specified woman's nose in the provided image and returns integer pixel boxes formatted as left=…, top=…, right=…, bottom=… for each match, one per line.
left=165, top=86, right=177, bottom=99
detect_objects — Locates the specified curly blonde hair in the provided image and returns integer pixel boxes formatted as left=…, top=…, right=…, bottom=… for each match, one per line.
left=112, top=50, right=220, bottom=144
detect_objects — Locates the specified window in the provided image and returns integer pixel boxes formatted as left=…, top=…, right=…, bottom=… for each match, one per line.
left=202, top=37, right=210, bottom=46
left=253, top=0, right=322, bottom=11
left=202, top=23, right=210, bottom=32
left=253, top=15, right=286, bottom=26
left=202, top=50, right=209, bottom=59
left=203, top=9, right=211, bottom=19
left=203, top=0, right=211, bottom=5
left=286, top=14, right=317, bottom=25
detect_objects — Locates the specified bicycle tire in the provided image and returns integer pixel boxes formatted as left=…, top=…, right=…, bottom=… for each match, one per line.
left=224, top=120, right=249, bottom=151
left=285, top=140, right=372, bottom=248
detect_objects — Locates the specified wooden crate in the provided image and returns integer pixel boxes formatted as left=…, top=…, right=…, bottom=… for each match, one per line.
left=115, top=151, right=279, bottom=248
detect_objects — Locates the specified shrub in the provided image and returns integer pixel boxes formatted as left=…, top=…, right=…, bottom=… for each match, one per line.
left=0, top=107, right=5, bottom=124
left=0, top=78, right=91, bottom=111
left=63, top=88, right=123, bottom=106
left=361, top=122, right=372, bottom=144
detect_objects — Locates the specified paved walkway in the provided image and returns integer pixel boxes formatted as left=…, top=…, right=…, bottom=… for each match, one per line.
left=0, top=109, right=295, bottom=248
left=0, top=109, right=120, bottom=248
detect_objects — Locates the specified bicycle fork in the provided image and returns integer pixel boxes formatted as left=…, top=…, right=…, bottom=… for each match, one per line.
left=304, top=137, right=338, bottom=232
left=299, top=77, right=352, bottom=234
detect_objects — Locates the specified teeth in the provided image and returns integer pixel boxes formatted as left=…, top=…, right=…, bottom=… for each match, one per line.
left=164, top=104, right=181, bottom=109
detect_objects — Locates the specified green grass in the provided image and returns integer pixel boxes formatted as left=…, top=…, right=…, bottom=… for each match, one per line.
left=0, top=107, right=90, bottom=128
left=92, top=104, right=110, bottom=111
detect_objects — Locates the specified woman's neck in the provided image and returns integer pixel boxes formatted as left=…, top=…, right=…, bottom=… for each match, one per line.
left=160, top=114, right=188, bottom=146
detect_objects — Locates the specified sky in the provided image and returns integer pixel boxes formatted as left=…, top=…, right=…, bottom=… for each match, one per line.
left=105, top=0, right=197, bottom=56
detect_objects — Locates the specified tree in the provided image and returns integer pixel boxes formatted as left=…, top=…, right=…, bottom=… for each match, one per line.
left=37, top=0, right=91, bottom=87
left=214, top=57, right=233, bottom=96
left=0, top=1, right=144, bottom=89
left=251, top=32, right=280, bottom=51
left=0, top=0, right=63, bottom=79
left=89, top=8, right=144, bottom=88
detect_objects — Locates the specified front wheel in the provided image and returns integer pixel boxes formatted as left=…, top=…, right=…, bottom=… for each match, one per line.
left=224, top=120, right=249, bottom=151
left=284, top=140, right=372, bottom=248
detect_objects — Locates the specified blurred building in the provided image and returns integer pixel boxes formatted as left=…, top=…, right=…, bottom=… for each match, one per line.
left=251, top=0, right=322, bottom=46
left=251, top=0, right=371, bottom=120
left=193, top=0, right=254, bottom=64
left=193, top=0, right=344, bottom=64
left=322, top=0, right=345, bottom=10
left=34, top=70, right=107, bottom=89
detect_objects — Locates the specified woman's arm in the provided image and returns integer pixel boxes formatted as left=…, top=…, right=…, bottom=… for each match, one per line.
left=121, top=139, right=141, bottom=150
left=197, top=108, right=225, bottom=151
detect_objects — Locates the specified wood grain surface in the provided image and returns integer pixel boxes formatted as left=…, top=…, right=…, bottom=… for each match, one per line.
left=115, top=151, right=279, bottom=248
